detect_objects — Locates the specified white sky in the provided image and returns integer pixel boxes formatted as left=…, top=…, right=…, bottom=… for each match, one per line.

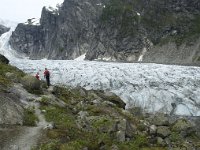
left=0, top=0, right=64, bottom=23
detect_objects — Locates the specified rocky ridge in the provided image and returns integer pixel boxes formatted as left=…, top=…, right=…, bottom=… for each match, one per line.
left=8, top=0, right=200, bottom=64
left=0, top=24, right=9, bottom=37
left=9, top=0, right=108, bottom=59
left=0, top=54, right=200, bottom=149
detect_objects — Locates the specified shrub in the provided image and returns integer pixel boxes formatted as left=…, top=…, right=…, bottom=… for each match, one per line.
left=23, top=106, right=38, bottom=126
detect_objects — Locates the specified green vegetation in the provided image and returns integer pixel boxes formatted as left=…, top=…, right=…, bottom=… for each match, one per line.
left=40, top=105, right=75, bottom=129
left=0, top=75, right=10, bottom=89
left=158, top=14, right=200, bottom=46
left=141, top=147, right=167, bottom=150
left=58, top=47, right=64, bottom=52
left=21, top=75, right=43, bottom=95
left=101, top=0, right=200, bottom=46
left=0, top=63, right=25, bottom=91
left=0, top=63, right=25, bottom=79
left=52, top=86, right=85, bottom=104
left=38, top=104, right=113, bottom=149
left=40, top=96, right=49, bottom=105
left=32, top=140, right=59, bottom=150
left=23, top=106, right=38, bottom=126
left=169, top=131, right=183, bottom=143
left=101, top=0, right=140, bottom=36
left=191, top=15, right=200, bottom=34
left=118, top=135, right=148, bottom=150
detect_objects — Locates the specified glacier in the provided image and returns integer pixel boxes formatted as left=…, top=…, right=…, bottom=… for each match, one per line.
left=0, top=24, right=200, bottom=116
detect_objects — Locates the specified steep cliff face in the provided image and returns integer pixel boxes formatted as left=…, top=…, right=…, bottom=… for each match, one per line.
left=0, top=24, right=9, bottom=36
left=86, top=0, right=200, bottom=63
left=9, top=0, right=107, bottom=59
left=9, top=0, right=200, bottom=63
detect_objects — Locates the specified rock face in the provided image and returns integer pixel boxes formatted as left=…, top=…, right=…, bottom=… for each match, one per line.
left=9, top=0, right=200, bottom=64
left=0, top=24, right=9, bottom=36
left=0, top=93, right=24, bottom=125
left=86, top=0, right=200, bottom=63
left=9, top=0, right=108, bottom=59
left=0, top=54, right=9, bottom=64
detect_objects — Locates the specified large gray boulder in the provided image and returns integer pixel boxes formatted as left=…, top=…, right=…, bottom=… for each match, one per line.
left=0, top=93, right=24, bottom=125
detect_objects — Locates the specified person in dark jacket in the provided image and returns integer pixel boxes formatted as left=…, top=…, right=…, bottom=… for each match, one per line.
left=44, top=68, right=50, bottom=87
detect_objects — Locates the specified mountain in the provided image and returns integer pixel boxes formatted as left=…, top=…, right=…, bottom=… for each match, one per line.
left=9, top=0, right=108, bottom=59
left=0, top=24, right=9, bottom=36
left=9, top=0, right=200, bottom=64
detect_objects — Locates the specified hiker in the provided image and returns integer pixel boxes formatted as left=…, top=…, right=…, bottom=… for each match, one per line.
left=44, top=68, right=50, bottom=87
left=35, top=72, right=40, bottom=80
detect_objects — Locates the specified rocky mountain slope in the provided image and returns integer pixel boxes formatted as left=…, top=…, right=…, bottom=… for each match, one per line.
left=0, top=24, right=9, bottom=36
left=9, top=0, right=108, bottom=59
left=86, top=0, right=200, bottom=63
left=0, top=54, right=200, bottom=150
left=9, top=0, right=200, bottom=64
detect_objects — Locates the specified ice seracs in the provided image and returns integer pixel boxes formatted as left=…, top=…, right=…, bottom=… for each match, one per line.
left=0, top=23, right=200, bottom=116
left=11, top=60, right=200, bottom=117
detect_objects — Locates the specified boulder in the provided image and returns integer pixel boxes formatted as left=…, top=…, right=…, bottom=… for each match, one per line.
left=104, top=92, right=126, bottom=109
left=157, top=126, right=171, bottom=138
left=0, top=93, right=24, bottom=125
left=149, top=125, right=157, bottom=135
left=21, top=75, right=41, bottom=93
left=157, top=137, right=166, bottom=146
left=172, top=119, right=193, bottom=132
left=0, top=54, right=9, bottom=64
left=151, top=113, right=169, bottom=126
left=116, top=130, right=126, bottom=142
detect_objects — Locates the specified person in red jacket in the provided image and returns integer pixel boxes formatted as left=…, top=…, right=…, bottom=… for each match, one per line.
left=44, top=68, right=50, bottom=87
left=35, top=72, right=40, bottom=80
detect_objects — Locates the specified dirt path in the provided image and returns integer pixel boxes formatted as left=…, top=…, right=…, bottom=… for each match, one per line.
left=0, top=84, right=49, bottom=150
left=1, top=102, right=48, bottom=150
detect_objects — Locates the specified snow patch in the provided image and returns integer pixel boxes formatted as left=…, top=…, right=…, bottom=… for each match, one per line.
left=24, top=18, right=40, bottom=26
left=75, top=53, right=86, bottom=61
left=136, top=12, right=141, bottom=16
left=138, top=47, right=147, bottom=62
left=96, top=3, right=102, bottom=6
left=45, top=6, right=59, bottom=15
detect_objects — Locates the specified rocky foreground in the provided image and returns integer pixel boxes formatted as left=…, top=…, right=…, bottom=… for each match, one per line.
left=0, top=54, right=200, bottom=150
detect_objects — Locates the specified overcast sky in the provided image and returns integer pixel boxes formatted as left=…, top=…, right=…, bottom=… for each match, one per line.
left=0, top=0, right=64, bottom=23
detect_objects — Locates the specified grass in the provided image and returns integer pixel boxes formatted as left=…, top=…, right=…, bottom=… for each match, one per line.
left=117, top=135, right=148, bottom=150
left=0, top=63, right=25, bottom=79
left=38, top=103, right=120, bottom=149
left=0, top=63, right=25, bottom=91
left=52, top=86, right=85, bottom=104
left=23, top=106, right=38, bottom=126
left=40, top=105, right=75, bottom=129
left=40, top=96, right=49, bottom=105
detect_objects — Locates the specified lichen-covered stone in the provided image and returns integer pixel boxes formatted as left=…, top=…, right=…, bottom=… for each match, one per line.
left=172, top=119, right=193, bottom=132
left=157, top=126, right=171, bottom=138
